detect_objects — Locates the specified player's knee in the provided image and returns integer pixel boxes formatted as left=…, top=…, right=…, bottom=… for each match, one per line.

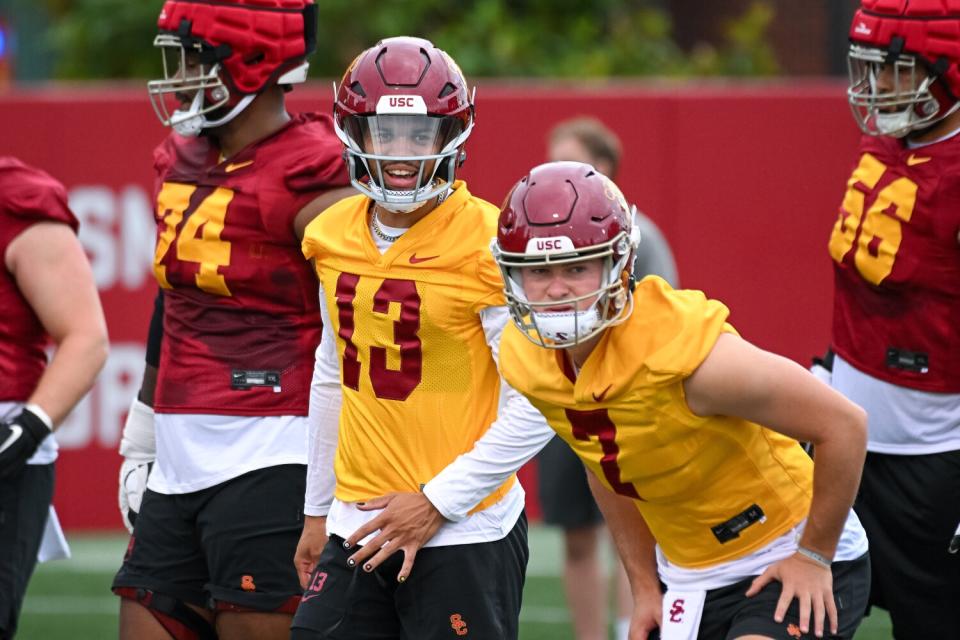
left=116, top=587, right=216, bottom=640
left=215, top=609, right=294, bottom=639
left=564, top=526, right=601, bottom=562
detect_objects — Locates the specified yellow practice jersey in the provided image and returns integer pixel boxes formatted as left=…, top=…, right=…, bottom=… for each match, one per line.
left=500, top=276, right=814, bottom=568
left=302, top=181, right=515, bottom=511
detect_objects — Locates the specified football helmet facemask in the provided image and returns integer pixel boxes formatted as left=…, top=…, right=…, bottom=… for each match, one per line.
left=148, top=0, right=317, bottom=137
left=492, top=161, right=640, bottom=349
left=334, top=37, right=474, bottom=213
left=847, top=0, right=960, bottom=138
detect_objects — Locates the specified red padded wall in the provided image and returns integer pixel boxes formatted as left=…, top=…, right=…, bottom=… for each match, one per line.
left=0, top=80, right=858, bottom=529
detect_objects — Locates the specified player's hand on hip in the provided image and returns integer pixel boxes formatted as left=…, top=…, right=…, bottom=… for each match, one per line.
left=746, top=552, right=837, bottom=638
left=295, top=515, right=328, bottom=589
left=117, top=398, right=156, bottom=533
left=343, top=492, right=446, bottom=583
left=0, top=408, right=50, bottom=480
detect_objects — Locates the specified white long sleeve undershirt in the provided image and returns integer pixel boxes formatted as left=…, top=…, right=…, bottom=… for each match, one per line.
left=304, top=282, right=554, bottom=546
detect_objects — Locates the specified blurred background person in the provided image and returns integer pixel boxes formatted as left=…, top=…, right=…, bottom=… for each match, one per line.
left=541, top=117, right=677, bottom=640
left=548, top=117, right=678, bottom=288
left=0, top=156, right=108, bottom=639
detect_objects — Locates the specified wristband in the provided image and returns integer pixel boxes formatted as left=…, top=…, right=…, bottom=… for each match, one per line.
left=796, top=545, right=832, bottom=569
left=119, top=397, right=156, bottom=459
left=23, top=403, right=53, bottom=431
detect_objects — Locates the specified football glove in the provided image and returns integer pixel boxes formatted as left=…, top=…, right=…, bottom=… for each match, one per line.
left=0, top=407, right=52, bottom=480
left=118, top=397, right=155, bottom=533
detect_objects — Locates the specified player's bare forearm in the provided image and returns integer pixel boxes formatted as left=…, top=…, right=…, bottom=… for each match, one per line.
left=9, top=223, right=108, bottom=425
left=799, top=410, right=867, bottom=558
left=295, top=515, right=328, bottom=589
left=683, top=333, right=867, bottom=559
left=586, top=471, right=660, bottom=599
left=29, top=331, right=109, bottom=426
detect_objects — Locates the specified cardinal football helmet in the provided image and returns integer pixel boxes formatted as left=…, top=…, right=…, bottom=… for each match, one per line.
left=333, top=37, right=474, bottom=213
left=848, top=0, right=960, bottom=137
left=492, top=161, right=640, bottom=349
left=148, top=0, right=317, bottom=136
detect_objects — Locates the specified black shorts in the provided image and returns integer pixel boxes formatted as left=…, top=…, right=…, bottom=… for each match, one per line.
left=0, top=462, right=55, bottom=638
left=291, top=512, right=529, bottom=640
left=651, top=553, right=870, bottom=640
left=855, top=449, right=960, bottom=639
left=112, top=464, right=306, bottom=613
left=537, top=435, right=602, bottom=530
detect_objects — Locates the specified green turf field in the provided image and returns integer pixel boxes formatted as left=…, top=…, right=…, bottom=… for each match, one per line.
left=17, top=528, right=892, bottom=639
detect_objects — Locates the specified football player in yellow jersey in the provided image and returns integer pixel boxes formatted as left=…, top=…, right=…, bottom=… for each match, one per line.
left=491, top=162, right=871, bottom=640
left=291, top=38, right=554, bottom=639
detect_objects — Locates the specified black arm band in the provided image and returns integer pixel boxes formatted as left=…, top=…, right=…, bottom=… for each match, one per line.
left=145, top=290, right=165, bottom=368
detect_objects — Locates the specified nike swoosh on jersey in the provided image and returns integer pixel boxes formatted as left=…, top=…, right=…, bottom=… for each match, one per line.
left=409, top=253, right=439, bottom=264
left=592, top=385, right=612, bottom=402
left=225, top=160, right=255, bottom=172
left=0, top=425, right=23, bottom=455
left=906, top=154, right=932, bottom=166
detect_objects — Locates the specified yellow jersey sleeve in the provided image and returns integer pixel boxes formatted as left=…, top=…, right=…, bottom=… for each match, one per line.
left=629, top=276, right=737, bottom=382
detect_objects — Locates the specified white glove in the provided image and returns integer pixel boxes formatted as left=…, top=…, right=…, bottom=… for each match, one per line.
left=118, top=397, right=155, bottom=533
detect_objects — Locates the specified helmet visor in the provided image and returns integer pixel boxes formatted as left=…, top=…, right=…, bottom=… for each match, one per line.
left=341, top=114, right=466, bottom=206
left=493, top=231, right=636, bottom=349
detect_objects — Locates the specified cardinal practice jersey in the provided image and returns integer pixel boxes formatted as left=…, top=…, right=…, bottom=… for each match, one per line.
left=828, top=133, right=960, bottom=393
left=499, top=277, right=814, bottom=569
left=152, top=113, right=348, bottom=416
left=0, top=157, right=78, bottom=402
left=302, top=181, right=515, bottom=511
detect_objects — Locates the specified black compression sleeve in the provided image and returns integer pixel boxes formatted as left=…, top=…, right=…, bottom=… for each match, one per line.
left=144, top=290, right=164, bottom=368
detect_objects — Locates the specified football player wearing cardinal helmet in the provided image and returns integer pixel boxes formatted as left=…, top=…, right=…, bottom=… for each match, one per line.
left=827, top=2, right=960, bottom=637
left=112, top=2, right=353, bottom=639
left=539, top=119, right=679, bottom=640
left=291, top=37, right=555, bottom=640
left=493, top=161, right=871, bottom=640
left=847, top=0, right=960, bottom=138
left=332, top=36, right=474, bottom=214
left=0, top=158, right=107, bottom=640
left=147, top=0, right=316, bottom=136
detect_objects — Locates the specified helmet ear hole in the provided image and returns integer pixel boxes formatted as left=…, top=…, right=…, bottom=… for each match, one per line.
left=244, top=52, right=265, bottom=66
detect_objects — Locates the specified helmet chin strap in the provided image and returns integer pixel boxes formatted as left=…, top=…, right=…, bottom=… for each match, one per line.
left=171, top=93, right=256, bottom=138
left=369, top=181, right=452, bottom=214
left=874, top=109, right=916, bottom=138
